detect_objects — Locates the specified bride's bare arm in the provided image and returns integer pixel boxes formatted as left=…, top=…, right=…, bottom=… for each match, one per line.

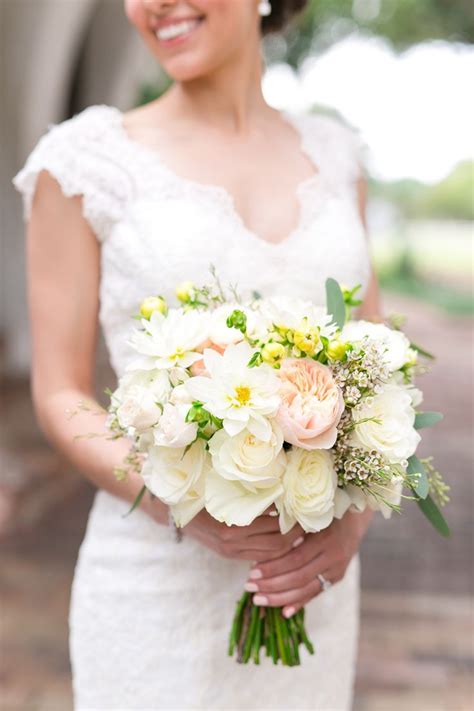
left=27, top=170, right=302, bottom=558
left=26, top=171, right=165, bottom=522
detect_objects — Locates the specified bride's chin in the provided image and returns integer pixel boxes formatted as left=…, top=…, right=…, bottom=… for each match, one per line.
left=156, top=55, right=216, bottom=83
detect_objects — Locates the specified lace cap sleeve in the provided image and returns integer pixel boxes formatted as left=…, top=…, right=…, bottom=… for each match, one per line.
left=12, top=105, right=130, bottom=243
left=301, top=112, right=369, bottom=187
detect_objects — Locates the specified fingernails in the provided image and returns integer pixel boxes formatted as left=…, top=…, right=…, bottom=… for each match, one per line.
left=292, top=536, right=304, bottom=548
left=249, top=568, right=262, bottom=580
left=253, top=595, right=268, bottom=606
left=283, top=606, right=296, bottom=618
left=244, top=582, right=259, bottom=592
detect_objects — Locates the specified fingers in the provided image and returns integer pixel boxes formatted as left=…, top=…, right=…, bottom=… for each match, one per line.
left=281, top=565, right=345, bottom=618
left=249, top=534, right=324, bottom=579
left=245, top=513, right=284, bottom=537
left=252, top=577, right=323, bottom=610
left=246, top=553, right=331, bottom=596
left=247, top=525, right=305, bottom=551
left=223, top=531, right=303, bottom=561
left=251, top=563, right=346, bottom=618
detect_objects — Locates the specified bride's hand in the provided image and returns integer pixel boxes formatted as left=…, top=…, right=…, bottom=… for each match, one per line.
left=183, top=508, right=305, bottom=562
left=243, top=509, right=374, bottom=617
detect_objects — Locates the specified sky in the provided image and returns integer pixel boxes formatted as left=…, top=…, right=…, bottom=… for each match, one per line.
left=263, top=35, right=474, bottom=184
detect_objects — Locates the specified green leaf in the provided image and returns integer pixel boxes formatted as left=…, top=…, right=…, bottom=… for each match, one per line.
left=247, top=351, right=263, bottom=368
left=410, top=340, right=435, bottom=359
left=407, top=455, right=429, bottom=499
left=414, top=411, right=444, bottom=429
left=416, top=494, right=451, bottom=538
left=122, top=484, right=146, bottom=518
left=325, top=278, right=346, bottom=330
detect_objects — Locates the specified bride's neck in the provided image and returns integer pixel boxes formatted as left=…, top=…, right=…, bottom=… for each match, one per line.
left=168, top=45, right=269, bottom=132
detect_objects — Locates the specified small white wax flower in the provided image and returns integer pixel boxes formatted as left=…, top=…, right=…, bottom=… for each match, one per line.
left=342, top=320, right=412, bottom=372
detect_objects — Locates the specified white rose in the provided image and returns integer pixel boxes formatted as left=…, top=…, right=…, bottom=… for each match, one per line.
left=153, top=402, right=198, bottom=448
left=141, top=440, right=208, bottom=525
left=205, top=468, right=283, bottom=527
left=277, top=448, right=350, bottom=534
left=347, top=475, right=404, bottom=519
left=342, top=320, right=412, bottom=372
left=208, top=421, right=286, bottom=491
left=390, top=371, right=423, bottom=408
left=351, top=384, right=421, bottom=462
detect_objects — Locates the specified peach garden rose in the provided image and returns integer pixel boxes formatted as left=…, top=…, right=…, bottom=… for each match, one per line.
left=276, top=358, right=345, bottom=450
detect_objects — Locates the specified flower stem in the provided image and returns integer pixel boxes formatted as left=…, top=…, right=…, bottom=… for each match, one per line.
left=228, top=592, right=315, bottom=665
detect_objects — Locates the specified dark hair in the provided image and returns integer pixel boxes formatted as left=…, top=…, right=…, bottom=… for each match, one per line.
left=261, top=0, right=308, bottom=34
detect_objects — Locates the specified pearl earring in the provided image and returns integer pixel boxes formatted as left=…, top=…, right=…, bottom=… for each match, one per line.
left=258, top=1, right=272, bottom=17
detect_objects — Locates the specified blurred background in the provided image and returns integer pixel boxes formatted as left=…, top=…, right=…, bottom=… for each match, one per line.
left=1, top=0, right=473, bottom=709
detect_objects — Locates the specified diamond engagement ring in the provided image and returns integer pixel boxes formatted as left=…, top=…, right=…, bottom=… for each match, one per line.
left=317, top=573, right=332, bottom=591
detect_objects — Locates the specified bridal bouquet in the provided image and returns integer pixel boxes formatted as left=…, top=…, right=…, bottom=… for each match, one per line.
left=106, top=272, right=449, bottom=666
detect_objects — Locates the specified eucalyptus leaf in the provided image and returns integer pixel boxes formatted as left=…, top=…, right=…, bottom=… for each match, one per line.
left=410, top=340, right=435, bottom=359
left=414, top=411, right=444, bottom=429
left=407, top=455, right=429, bottom=499
left=325, top=278, right=346, bottom=330
left=122, top=484, right=146, bottom=518
left=416, top=494, right=450, bottom=538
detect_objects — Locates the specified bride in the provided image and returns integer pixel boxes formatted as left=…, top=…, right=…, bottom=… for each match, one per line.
left=13, top=0, right=382, bottom=708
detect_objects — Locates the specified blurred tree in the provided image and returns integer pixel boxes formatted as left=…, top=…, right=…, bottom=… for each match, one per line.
left=412, top=161, right=474, bottom=220
left=370, top=161, right=474, bottom=220
left=273, top=0, right=474, bottom=67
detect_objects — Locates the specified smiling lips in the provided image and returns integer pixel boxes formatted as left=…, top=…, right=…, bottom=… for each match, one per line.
left=154, top=17, right=203, bottom=43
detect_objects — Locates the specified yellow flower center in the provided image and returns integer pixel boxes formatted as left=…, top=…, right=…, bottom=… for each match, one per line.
left=234, top=385, right=251, bottom=406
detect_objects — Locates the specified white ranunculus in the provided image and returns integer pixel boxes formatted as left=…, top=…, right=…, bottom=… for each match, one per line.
left=153, top=402, right=198, bottom=448
left=114, top=373, right=163, bottom=428
left=347, top=475, right=404, bottom=519
left=116, top=389, right=161, bottom=431
left=205, top=467, right=283, bottom=526
left=141, top=440, right=209, bottom=525
left=170, top=382, right=194, bottom=405
left=114, top=368, right=171, bottom=405
left=208, top=421, right=286, bottom=491
left=129, top=308, right=210, bottom=370
left=114, top=369, right=170, bottom=432
left=277, top=448, right=348, bottom=534
left=342, top=320, right=412, bottom=372
left=185, top=341, right=281, bottom=441
left=351, top=383, right=421, bottom=462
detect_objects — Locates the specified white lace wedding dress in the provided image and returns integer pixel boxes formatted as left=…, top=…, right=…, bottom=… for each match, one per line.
left=13, top=104, right=371, bottom=711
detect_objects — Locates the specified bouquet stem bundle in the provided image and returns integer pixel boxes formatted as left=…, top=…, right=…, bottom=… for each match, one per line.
left=228, top=592, right=314, bottom=666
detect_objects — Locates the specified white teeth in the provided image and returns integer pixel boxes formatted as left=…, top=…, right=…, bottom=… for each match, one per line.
left=156, top=19, right=200, bottom=41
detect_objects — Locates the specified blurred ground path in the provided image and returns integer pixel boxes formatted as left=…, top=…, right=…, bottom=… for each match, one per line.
left=0, top=294, right=472, bottom=710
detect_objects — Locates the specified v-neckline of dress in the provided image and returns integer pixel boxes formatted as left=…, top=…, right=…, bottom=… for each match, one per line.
left=106, top=105, right=322, bottom=249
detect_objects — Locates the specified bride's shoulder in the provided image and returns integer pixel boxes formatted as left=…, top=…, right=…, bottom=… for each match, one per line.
left=295, top=110, right=368, bottom=180
left=12, top=103, right=129, bottom=239
left=35, top=103, right=121, bottom=148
